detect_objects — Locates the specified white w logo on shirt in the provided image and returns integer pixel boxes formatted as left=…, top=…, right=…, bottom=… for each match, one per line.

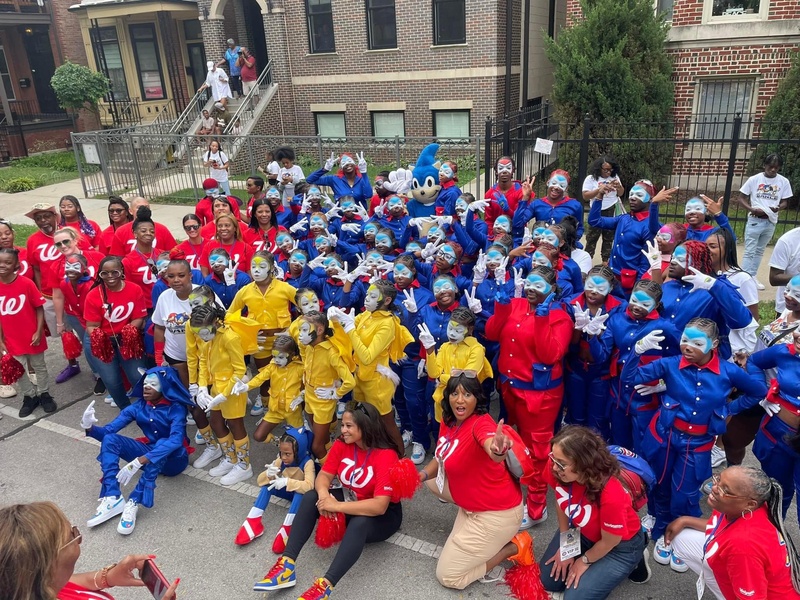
left=340, top=458, right=374, bottom=489
left=105, top=302, right=134, bottom=323
left=0, top=294, right=25, bottom=316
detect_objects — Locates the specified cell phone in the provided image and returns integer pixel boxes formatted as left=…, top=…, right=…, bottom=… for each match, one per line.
left=141, top=559, right=171, bottom=600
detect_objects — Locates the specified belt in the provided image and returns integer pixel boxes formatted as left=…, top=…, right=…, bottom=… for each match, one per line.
left=749, top=212, right=771, bottom=219
left=673, top=418, right=708, bottom=436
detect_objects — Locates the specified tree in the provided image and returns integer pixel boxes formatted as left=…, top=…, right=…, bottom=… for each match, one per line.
left=50, top=61, right=109, bottom=116
left=544, top=0, right=675, bottom=192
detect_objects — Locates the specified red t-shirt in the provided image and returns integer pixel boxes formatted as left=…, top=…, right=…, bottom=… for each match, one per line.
left=109, top=222, right=177, bottom=256
left=0, top=275, right=47, bottom=355
left=243, top=225, right=288, bottom=254
left=199, top=239, right=254, bottom=272
left=176, top=239, right=208, bottom=271
left=200, top=220, right=248, bottom=241
left=14, top=245, right=34, bottom=281
left=196, top=196, right=242, bottom=226
left=98, top=224, right=119, bottom=255
left=435, top=413, right=522, bottom=512
left=62, top=220, right=103, bottom=249
left=322, top=439, right=398, bottom=501
left=545, top=466, right=641, bottom=543
left=46, top=251, right=105, bottom=292
left=26, top=230, right=61, bottom=296
left=84, top=282, right=148, bottom=336
left=705, top=507, right=800, bottom=600
left=59, top=277, right=94, bottom=324
left=58, top=581, right=114, bottom=599
left=122, top=248, right=164, bottom=309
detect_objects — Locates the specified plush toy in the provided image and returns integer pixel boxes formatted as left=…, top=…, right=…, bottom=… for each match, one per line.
left=406, top=143, right=442, bottom=218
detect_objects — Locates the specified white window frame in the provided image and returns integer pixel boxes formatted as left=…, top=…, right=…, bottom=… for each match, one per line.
left=0, top=46, right=16, bottom=101
left=702, top=0, right=769, bottom=24
left=691, top=77, right=756, bottom=140
left=433, top=110, right=470, bottom=140
left=315, top=112, right=346, bottom=140
left=653, top=0, right=673, bottom=21
left=371, top=111, right=405, bottom=139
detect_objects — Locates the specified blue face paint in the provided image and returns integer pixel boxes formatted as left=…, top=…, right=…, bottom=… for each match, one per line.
left=394, top=264, right=412, bottom=279
left=289, top=253, right=307, bottom=268
left=629, top=290, right=657, bottom=313
left=494, top=216, right=511, bottom=232
left=310, top=217, right=325, bottom=228
left=684, top=199, right=706, bottom=216
left=406, top=242, right=422, bottom=252
left=277, top=233, right=292, bottom=246
left=315, top=236, right=330, bottom=250
left=584, top=275, right=611, bottom=296
left=388, top=197, right=403, bottom=209
left=437, top=245, right=456, bottom=265
left=433, top=279, right=456, bottom=295
left=455, top=199, right=468, bottom=213
left=629, top=185, right=651, bottom=204
left=375, top=233, right=392, bottom=246
left=671, top=245, right=688, bottom=269
left=365, top=224, right=379, bottom=236
left=786, top=275, right=800, bottom=302
left=532, top=251, right=552, bottom=268
left=209, top=254, right=227, bottom=267
left=341, top=200, right=355, bottom=211
left=486, top=250, right=504, bottom=263
left=541, top=229, right=559, bottom=246
left=547, top=175, right=568, bottom=191
left=365, top=251, right=383, bottom=266
left=323, top=257, right=342, bottom=269
left=524, top=274, right=552, bottom=295
left=266, top=187, right=281, bottom=200
left=680, top=327, right=714, bottom=353
left=439, top=164, right=454, bottom=179
left=307, top=186, right=322, bottom=198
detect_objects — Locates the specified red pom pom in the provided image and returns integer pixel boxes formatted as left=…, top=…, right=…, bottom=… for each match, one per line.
left=61, top=330, right=83, bottom=361
left=389, top=458, right=421, bottom=502
left=504, top=563, right=549, bottom=600
left=314, top=513, right=346, bottom=549
left=90, top=329, right=114, bottom=363
left=1, top=353, right=25, bottom=384
left=119, top=324, right=143, bottom=360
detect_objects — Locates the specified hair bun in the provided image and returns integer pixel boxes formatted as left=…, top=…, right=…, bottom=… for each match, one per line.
left=136, top=206, right=152, bottom=220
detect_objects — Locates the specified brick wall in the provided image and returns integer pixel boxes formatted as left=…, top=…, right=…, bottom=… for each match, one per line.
left=50, top=0, right=89, bottom=66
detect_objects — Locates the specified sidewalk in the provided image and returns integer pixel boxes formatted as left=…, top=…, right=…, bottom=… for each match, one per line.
left=0, top=177, right=783, bottom=304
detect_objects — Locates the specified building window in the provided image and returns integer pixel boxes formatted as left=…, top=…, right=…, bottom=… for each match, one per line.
left=433, top=110, right=470, bottom=139
left=656, top=0, right=674, bottom=21
left=315, top=112, right=346, bottom=140
left=0, top=47, right=15, bottom=100
left=372, top=111, right=404, bottom=139
left=367, top=0, right=397, bottom=49
left=90, top=27, right=129, bottom=101
left=129, top=24, right=166, bottom=101
left=183, top=19, right=202, bottom=40
left=433, top=0, right=466, bottom=45
left=306, top=0, right=335, bottom=53
left=694, top=79, right=755, bottom=139
left=710, top=0, right=760, bottom=17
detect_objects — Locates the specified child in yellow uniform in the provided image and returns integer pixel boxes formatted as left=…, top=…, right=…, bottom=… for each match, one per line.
left=288, top=287, right=321, bottom=361
left=190, top=302, right=252, bottom=486
left=419, top=307, right=493, bottom=424
left=328, top=280, right=414, bottom=454
left=298, top=310, right=355, bottom=460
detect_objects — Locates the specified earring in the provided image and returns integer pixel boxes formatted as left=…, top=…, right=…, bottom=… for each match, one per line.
left=741, top=508, right=754, bottom=520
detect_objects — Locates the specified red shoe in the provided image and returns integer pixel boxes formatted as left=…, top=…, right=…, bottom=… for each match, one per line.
left=272, top=524, right=290, bottom=553
left=235, top=517, right=264, bottom=545
left=297, top=578, right=333, bottom=599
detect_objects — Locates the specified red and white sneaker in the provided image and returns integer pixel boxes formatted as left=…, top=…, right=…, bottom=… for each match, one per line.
left=272, top=525, right=291, bottom=553
left=234, top=517, right=264, bottom=545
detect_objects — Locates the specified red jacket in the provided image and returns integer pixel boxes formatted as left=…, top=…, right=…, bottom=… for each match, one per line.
left=483, top=182, right=524, bottom=231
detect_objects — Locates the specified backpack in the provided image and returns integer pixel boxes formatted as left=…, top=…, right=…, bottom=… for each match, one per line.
left=503, top=425, right=537, bottom=487
left=609, top=445, right=656, bottom=512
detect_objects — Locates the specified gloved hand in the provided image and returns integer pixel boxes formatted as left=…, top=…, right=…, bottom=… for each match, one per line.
left=326, top=232, right=338, bottom=247
left=331, top=265, right=349, bottom=283
left=435, top=216, right=452, bottom=228
left=274, top=265, right=285, bottom=279
left=493, top=191, right=509, bottom=212
left=682, top=266, right=716, bottom=292
left=382, top=168, right=413, bottom=195
left=195, top=387, right=212, bottom=409
left=299, top=195, right=312, bottom=215
left=495, top=287, right=512, bottom=305
left=468, top=199, right=489, bottom=213
left=341, top=222, right=361, bottom=234
left=346, top=264, right=368, bottom=283
left=583, top=313, right=610, bottom=336
left=521, top=227, right=533, bottom=246
left=80, top=400, right=98, bottom=429
left=116, top=458, right=143, bottom=486
left=572, top=304, right=591, bottom=330
left=224, top=260, right=237, bottom=286
left=759, top=398, right=781, bottom=417
left=402, top=288, right=418, bottom=313
left=307, top=255, right=327, bottom=270
left=207, top=393, right=227, bottom=410
left=354, top=204, right=370, bottom=221
left=290, top=392, right=304, bottom=411
left=321, top=193, right=335, bottom=209
left=324, top=152, right=337, bottom=172
left=325, top=206, right=342, bottom=220
left=535, top=292, right=555, bottom=316
left=289, top=220, right=307, bottom=234
left=493, top=256, right=509, bottom=282
left=188, top=383, right=199, bottom=400
left=268, top=477, right=289, bottom=491
left=266, top=464, right=281, bottom=478
left=635, top=381, right=667, bottom=396
left=641, top=239, right=661, bottom=271
left=421, top=238, right=444, bottom=260
left=409, top=217, right=434, bottom=229
left=315, top=386, right=339, bottom=400
left=417, top=323, right=436, bottom=350
left=231, top=377, right=249, bottom=396
left=635, top=329, right=665, bottom=355
left=463, top=288, right=483, bottom=314
left=513, top=267, right=525, bottom=298
left=374, top=200, right=386, bottom=219
left=357, top=151, right=367, bottom=174
left=327, top=307, right=356, bottom=333
left=417, top=359, right=427, bottom=378
left=472, top=251, right=487, bottom=285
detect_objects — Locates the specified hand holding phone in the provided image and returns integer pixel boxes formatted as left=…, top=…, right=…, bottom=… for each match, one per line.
left=141, top=559, right=172, bottom=600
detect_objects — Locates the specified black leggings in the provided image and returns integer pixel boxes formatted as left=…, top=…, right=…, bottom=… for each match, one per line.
left=283, top=489, right=403, bottom=586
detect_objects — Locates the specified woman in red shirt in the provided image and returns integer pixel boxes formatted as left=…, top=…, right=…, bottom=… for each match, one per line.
left=255, top=403, right=402, bottom=600
left=59, top=195, right=102, bottom=251
left=417, top=374, right=532, bottom=590
left=199, top=197, right=247, bottom=240
left=99, top=197, right=133, bottom=255
left=244, top=197, right=288, bottom=253
left=541, top=426, right=647, bottom=598
left=0, top=219, right=33, bottom=281
left=199, top=214, right=253, bottom=277
left=665, top=465, right=800, bottom=600
left=175, top=214, right=207, bottom=271
left=121, top=208, right=164, bottom=311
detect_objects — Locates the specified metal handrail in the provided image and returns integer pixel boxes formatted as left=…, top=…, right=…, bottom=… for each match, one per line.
left=222, top=60, right=273, bottom=135
left=169, top=87, right=210, bottom=135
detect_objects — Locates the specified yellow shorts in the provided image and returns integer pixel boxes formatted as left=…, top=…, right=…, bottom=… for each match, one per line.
left=263, top=405, right=303, bottom=427
left=304, top=391, right=337, bottom=424
left=210, top=386, right=247, bottom=420
left=353, top=378, right=394, bottom=416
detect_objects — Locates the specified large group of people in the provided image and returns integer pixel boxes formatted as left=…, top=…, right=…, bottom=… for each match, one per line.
left=1, top=147, right=800, bottom=600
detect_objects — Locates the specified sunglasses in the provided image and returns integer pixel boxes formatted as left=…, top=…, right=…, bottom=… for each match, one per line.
left=54, top=239, right=73, bottom=249
left=184, top=224, right=200, bottom=231
left=549, top=452, right=568, bottom=472
left=59, top=525, right=82, bottom=551
left=99, top=269, right=122, bottom=278
left=450, top=369, right=477, bottom=378
left=108, top=208, right=127, bottom=214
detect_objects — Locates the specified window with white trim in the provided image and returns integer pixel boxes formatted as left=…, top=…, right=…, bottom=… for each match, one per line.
left=433, top=110, right=470, bottom=139
left=709, top=0, right=760, bottom=18
left=694, top=79, right=755, bottom=140
left=372, top=111, right=404, bottom=139
left=315, top=112, right=346, bottom=140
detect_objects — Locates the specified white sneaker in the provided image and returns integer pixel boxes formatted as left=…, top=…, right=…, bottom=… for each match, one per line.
left=186, top=414, right=196, bottom=426
left=711, top=445, right=727, bottom=468
left=653, top=535, right=672, bottom=565
left=336, top=401, right=346, bottom=420
left=194, top=431, right=206, bottom=445
left=640, top=513, right=656, bottom=534
left=209, top=456, right=235, bottom=477
left=411, top=442, right=425, bottom=465
left=0, top=384, right=16, bottom=398
left=28, top=373, right=37, bottom=386
left=193, top=445, right=222, bottom=469
left=104, top=394, right=113, bottom=404
left=519, top=506, right=547, bottom=530
left=117, top=500, right=138, bottom=535
left=394, top=409, right=402, bottom=429
left=87, top=496, right=125, bottom=527
left=479, top=565, right=506, bottom=583
left=220, top=462, right=253, bottom=485
left=250, top=398, right=265, bottom=416
left=756, top=279, right=766, bottom=291
left=401, top=430, right=413, bottom=449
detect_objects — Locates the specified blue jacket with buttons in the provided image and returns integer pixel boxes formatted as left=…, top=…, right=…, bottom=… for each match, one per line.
left=750, top=344, right=800, bottom=408
left=306, top=168, right=373, bottom=205
left=588, top=201, right=662, bottom=278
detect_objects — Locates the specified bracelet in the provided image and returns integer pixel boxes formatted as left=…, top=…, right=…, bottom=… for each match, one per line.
left=421, top=471, right=429, bottom=482
left=93, top=563, right=118, bottom=590
left=492, top=450, right=507, bottom=457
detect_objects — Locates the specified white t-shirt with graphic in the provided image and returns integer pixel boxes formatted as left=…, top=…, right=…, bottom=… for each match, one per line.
left=151, top=285, right=221, bottom=361
left=583, top=175, right=621, bottom=211
left=740, top=172, right=793, bottom=224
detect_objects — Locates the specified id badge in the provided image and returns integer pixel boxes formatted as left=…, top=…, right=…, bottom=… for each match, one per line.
left=343, top=488, right=357, bottom=503
left=559, top=528, right=581, bottom=561
left=436, top=463, right=445, bottom=494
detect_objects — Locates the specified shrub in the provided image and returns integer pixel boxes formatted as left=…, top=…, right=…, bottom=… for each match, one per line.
left=2, top=177, right=43, bottom=193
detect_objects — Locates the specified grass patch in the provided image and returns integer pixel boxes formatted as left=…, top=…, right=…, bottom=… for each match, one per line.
left=8, top=224, right=38, bottom=246
left=0, top=151, right=94, bottom=193
left=758, top=299, right=777, bottom=328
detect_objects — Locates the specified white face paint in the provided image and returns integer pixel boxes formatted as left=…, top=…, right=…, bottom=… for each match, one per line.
left=364, top=285, right=383, bottom=312
left=194, top=327, right=216, bottom=342
left=298, top=322, right=317, bottom=346
left=629, top=291, right=657, bottom=313
left=250, top=258, right=271, bottom=282
left=584, top=276, right=611, bottom=296
left=684, top=199, right=706, bottom=216
left=64, top=262, right=84, bottom=274
left=209, top=254, right=227, bottom=269
left=188, top=293, right=209, bottom=309
left=298, top=293, right=320, bottom=315
left=447, top=320, right=468, bottom=344
left=143, top=373, right=162, bottom=392
left=272, top=351, right=291, bottom=368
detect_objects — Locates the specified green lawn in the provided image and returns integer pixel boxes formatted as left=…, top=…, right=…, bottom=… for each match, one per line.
left=8, top=224, right=38, bottom=246
left=0, top=151, right=92, bottom=193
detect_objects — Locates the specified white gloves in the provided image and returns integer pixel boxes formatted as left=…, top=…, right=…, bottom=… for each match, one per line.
left=325, top=206, right=342, bottom=220
left=266, top=464, right=281, bottom=478
left=402, top=288, right=418, bottom=313
left=374, top=200, right=386, bottom=219
left=635, top=329, right=665, bottom=355
left=421, top=238, right=444, bottom=260
left=463, top=288, right=483, bottom=314
left=521, top=227, right=533, bottom=246
left=573, top=304, right=591, bottom=330
left=493, top=257, right=508, bottom=281
left=635, top=381, right=667, bottom=396
left=116, top=458, right=143, bottom=486
left=321, top=193, right=335, bottom=209
left=307, top=255, right=327, bottom=270
left=417, top=359, right=427, bottom=378
left=417, top=323, right=435, bottom=350
left=435, top=216, right=452, bottom=227
left=81, top=400, right=98, bottom=429
left=468, top=199, right=489, bottom=213
left=341, top=222, right=361, bottom=234
left=324, top=152, right=337, bottom=172
left=196, top=389, right=226, bottom=410
left=759, top=399, right=781, bottom=417
left=682, top=266, right=716, bottom=292
left=268, top=477, right=289, bottom=490
left=290, top=392, right=304, bottom=411
left=357, top=151, right=367, bottom=174
left=223, top=260, right=238, bottom=286
left=315, top=386, right=339, bottom=400
left=473, top=251, right=487, bottom=285
left=231, top=377, right=249, bottom=396
left=289, top=220, right=307, bottom=234
left=513, top=267, right=525, bottom=298
left=354, top=204, right=370, bottom=221
left=641, top=239, right=661, bottom=271
left=346, top=264, right=368, bottom=283
left=382, top=168, right=413, bottom=194
left=583, top=313, right=610, bottom=336
left=328, top=307, right=356, bottom=333
left=188, top=383, right=199, bottom=401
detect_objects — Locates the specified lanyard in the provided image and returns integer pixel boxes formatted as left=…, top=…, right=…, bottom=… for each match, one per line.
left=134, top=248, right=154, bottom=263
left=439, top=421, right=464, bottom=460
left=567, top=484, right=576, bottom=528
left=703, top=515, right=738, bottom=558
left=349, top=446, right=372, bottom=487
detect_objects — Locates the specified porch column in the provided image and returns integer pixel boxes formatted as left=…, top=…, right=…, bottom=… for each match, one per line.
left=261, top=1, right=297, bottom=134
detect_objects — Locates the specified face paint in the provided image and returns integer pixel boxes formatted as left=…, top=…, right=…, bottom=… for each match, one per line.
left=671, top=245, right=688, bottom=269
left=192, top=326, right=216, bottom=342
left=156, top=259, right=170, bottom=275
left=266, top=188, right=281, bottom=200
left=387, top=197, right=403, bottom=210
left=209, top=254, right=227, bottom=268
left=656, top=226, right=673, bottom=243
left=541, top=229, right=559, bottom=246
left=277, top=233, right=292, bottom=247
left=439, top=164, right=454, bottom=179
left=340, top=155, right=355, bottom=167
left=684, top=199, right=706, bottom=215
left=297, top=292, right=320, bottom=315
left=447, top=320, right=468, bottom=344
left=298, top=321, right=318, bottom=345
left=272, top=350, right=291, bottom=368
left=341, top=200, right=355, bottom=213
left=629, top=185, right=651, bottom=204
left=306, top=187, right=322, bottom=201
left=143, top=373, right=162, bottom=392
left=433, top=279, right=456, bottom=296
left=437, top=245, right=457, bottom=265
left=547, top=175, right=568, bottom=191
left=532, top=251, right=552, bottom=268
left=486, top=249, right=505, bottom=269
left=680, top=327, right=714, bottom=353
left=64, top=261, right=84, bottom=274
left=786, top=276, right=800, bottom=303
left=629, top=290, right=657, bottom=313
left=494, top=216, right=511, bottom=233
left=455, top=199, right=468, bottom=214
left=364, top=224, right=379, bottom=236
left=524, top=274, right=552, bottom=294
left=188, top=292, right=210, bottom=309
left=289, top=252, right=307, bottom=269
left=393, top=264, right=412, bottom=280
left=364, top=285, right=383, bottom=312
left=365, top=251, right=383, bottom=266
left=406, top=241, right=422, bottom=253
left=205, top=187, right=219, bottom=196
left=532, top=226, right=547, bottom=242
left=496, top=160, right=513, bottom=174
left=323, top=257, right=342, bottom=270
left=250, top=257, right=272, bottom=281
left=375, top=233, right=392, bottom=247
left=427, top=227, right=443, bottom=242
left=315, top=236, right=330, bottom=251
left=584, top=275, right=611, bottom=296
left=310, top=217, right=325, bottom=229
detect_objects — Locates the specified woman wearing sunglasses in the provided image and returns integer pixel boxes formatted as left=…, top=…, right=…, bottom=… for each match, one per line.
left=0, top=501, right=178, bottom=599
left=98, top=197, right=133, bottom=255
left=515, top=169, right=585, bottom=246
left=664, top=465, right=800, bottom=600
left=175, top=214, right=207, bottom=271
left=121, top=207, right=165, bottom=312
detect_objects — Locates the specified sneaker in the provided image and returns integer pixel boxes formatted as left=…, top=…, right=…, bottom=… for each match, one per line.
left=28, top=373, right=37, bottom=386
left=117, top=500, right=138, bottom=535
left=186, top=414, right=196, bottom=426
left=411, top=442, right=425, bottom=465
left=55, top=364, right=80, bottom=383
left=194, top=431, right=206, bottom=446
left=670, top=552, right=688, bottom=573
left=297, top=577, right=333, bottom=600
left=250, top=398, right=265, bottom=416
left=109, top=399, right=117, bottom=408
left=18, top=395, right=39, bottom=418
left=628, top=549, right=652, bottom=583
left=394, top=410, right=402, bottom=429
left=272, top=525, right=291, bottom=553
left=653, top=536, right=672, bottom=565
left=508, top=530, right=534, bottom=566
left=711, top=445, right=727, bottom=468
left=253, top=557, right=297, bottom=591
left=39, top=392, right=57, bottom=413
left=93, top=378, right=106, bottom=395
left=235, top=516, right=264, bottom=545
left=220, top=462, right=253, bottom=485
left=519, top=506, right=547, bottom=530
left=209, top=456, right=235, bottom=477
left=87, top=496, right=125, bottom=527
left=401, top=430, right=413, bottom=449
left=640, top=513, right=656, bottom=535
left=479, top=565, right=506, bottom=583
left=0, top=384, right=17, bottom=398
left=103, top=394, right=113, bottom=404
left=701, top=478, right=714, bottom=495
left=194, top=446, right=223, bottom=469
left=756, top=279, right=766, bottom=291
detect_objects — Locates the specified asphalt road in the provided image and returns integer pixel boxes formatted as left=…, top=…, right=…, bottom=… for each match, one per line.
left=1, top=344, right=796, bottom=600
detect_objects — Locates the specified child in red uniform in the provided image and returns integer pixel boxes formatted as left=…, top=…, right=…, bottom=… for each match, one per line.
left=0, top=247, right=55, bottom=417
left=121, top=208, right=164, bottom=311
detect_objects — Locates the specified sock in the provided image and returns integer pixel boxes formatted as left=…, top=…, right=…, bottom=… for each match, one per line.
left=218, top=433, right=236, bottom=463
left=199, top=426, right=219, bottom=449
left=234, top=436, right=250, bottom=468
left=247, top=507, right=264, bottom=519
left=282, top=511, right=295, bottom=527
left=264, top=433, right=275, bottom=444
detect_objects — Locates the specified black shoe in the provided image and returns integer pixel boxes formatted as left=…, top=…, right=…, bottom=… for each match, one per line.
left=93, top=378, right=106, bottom=395
left=39, top=392, right=57, bottom=413
left=19, top=395, right=39, bottom=418
left=628, top=549, right=652, bottom=584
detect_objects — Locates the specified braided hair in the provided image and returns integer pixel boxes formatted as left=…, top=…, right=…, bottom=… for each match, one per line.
left=190, top=302, right=226, bottom=328
left=684, top=316, right=719, bottom=341
left=530, top=265, right=561, bottom=298
left=60, top=195, right=96, bottom=238
left=632, top=279, right=663, bottom=313
left=682, top=240, right=713, bottom=275
left=370, top=279, right=400, bottom=315
left=587, top=264, right=617, bottom=288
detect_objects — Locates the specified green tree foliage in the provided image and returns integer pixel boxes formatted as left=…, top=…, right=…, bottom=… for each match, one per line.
left=544, top=0, right=675, bottom=192
left=50, top=61, right=110, bottom=115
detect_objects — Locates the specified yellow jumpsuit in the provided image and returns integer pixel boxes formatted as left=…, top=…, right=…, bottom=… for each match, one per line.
left=227, top=279, right=296, bottom=359
left=426, top=336, right=493, bottom=423
left=303, top=339, right=355, bottom=423
left=246, top=359, right=305, bottom=427
left=197, top=326, right=248, bottom=420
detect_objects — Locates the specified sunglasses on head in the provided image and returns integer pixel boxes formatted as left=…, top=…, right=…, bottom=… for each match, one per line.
left=450, top=369, right=477, bottom=378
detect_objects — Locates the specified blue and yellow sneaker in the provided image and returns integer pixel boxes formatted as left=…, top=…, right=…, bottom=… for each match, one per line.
left=297, top=578, right=333, bottom=600
left=253, top=557, right=296, bottom=591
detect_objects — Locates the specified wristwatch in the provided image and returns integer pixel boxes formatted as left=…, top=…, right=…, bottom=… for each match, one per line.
left=581, top=555, right=593, bottom=565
